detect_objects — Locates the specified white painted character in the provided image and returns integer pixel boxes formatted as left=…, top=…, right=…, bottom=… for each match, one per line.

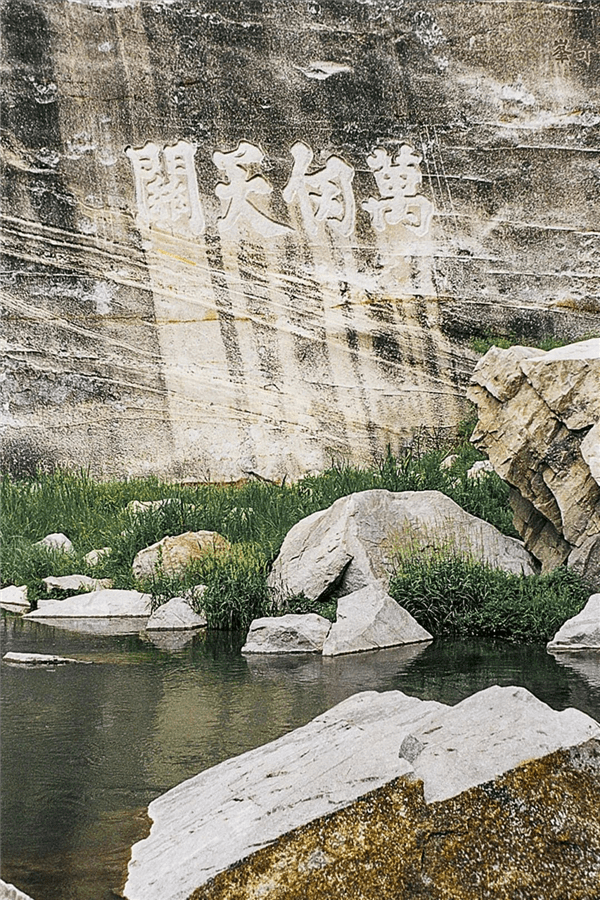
left=363, top=145, right=433, bottom=236
left=212, top=141, right=291, bottom=238
left=125, top=140, right=205, bottom=236
left=283, top=140, right=355, bottom=238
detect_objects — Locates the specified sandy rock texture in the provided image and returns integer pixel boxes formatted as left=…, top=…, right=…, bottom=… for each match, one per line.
left=132, top=531, right=230, bottom=579
left=468, top=339, right=600, bottom=585
left=123, top=685, right=600, bottom=900
left=2, top=1, right=599, bottom=481
left=268, top=489, right=536, bottom=605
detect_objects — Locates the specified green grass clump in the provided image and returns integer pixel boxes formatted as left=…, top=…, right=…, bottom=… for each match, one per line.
left=471, top=330, right=600, bottom=356
left=388, top=551, right=589, bottom=643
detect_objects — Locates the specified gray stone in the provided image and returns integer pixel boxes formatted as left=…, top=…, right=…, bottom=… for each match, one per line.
left=132, top=531, right=230, bottom=579
left=42, top=574, right=113, bottom=593
left=0, top=585, right=29, bottom=612
left=127, top=499, right=195, bottom=515
left=242, top=614, right=332, bottom=654
left=321, top=585, right=432, bottom=657
left=3, top=652, right=87, bottom=665
left=547, top=594, right=600, bottom=652
left=34, top=533, right=73, bottom=552
left=24, top=589, right=151, bottom=619
left=146, top=597, right=207, bottom=631
left=466, top=459, right=495, bottom=479
left=0, top=879, right=36, bottom=900
left=84, top=547, right=112, bottom=566
left=123, top=685, right=599, bottom=900
left=268, top=489, right=537, bottom=605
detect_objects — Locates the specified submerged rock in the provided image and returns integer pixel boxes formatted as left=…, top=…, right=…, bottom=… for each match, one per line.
left=132, top=532, right=230, bottom=579
left=468, top=339, right=600, bottom=585
left=24, top=589, right=151, bottom=619
left=123, top=685, right=600, bottom=900
left=0, top=585, right=29, bottom=612
left=242, top=614, right=332, bottom=654
left=146, top=597, right=207, bottom=631
left=3, top=652, right=87, bottom=665
left=321, top=585, right=432, bottom=656
left=547, top=594, right=600, bottom=652
left=268, top=489, right=536, bottom=605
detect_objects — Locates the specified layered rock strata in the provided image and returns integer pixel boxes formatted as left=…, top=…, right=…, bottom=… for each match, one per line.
left=268, top=488, right=537, bottom=605
left=124, top=685, right=600, bottom=900
left=468, top=339, right=600, bottom=585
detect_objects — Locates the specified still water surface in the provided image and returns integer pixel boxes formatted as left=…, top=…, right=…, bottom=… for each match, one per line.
left=2, top=612, right=600, bottom=900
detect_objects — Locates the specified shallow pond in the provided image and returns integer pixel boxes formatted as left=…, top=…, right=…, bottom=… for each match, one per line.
left=2, top=612, right=600, bottom=900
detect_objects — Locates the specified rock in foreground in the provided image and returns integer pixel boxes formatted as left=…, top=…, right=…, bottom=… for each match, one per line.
left=132, top=532, right=230, bottom=579
left=242, top=614, right=332, bottom=654
left=24, top=589, right=151, bottom=619
left=124, top=686, right=600, bottom=900
left=468, top=340, right=600, bottom=585
left=268, top=489, right=536, bottom=605
left=321, top=585, right=432, bottom=656
left=547, top=594, right=600, bottom=652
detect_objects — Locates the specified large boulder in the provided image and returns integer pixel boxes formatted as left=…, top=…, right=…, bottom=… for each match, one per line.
left=321, top=585, right=432, bottom=657
left=123, top=685, right=600, bottom=900
left=132, top=532, right=230, bottom=579
left=242, top=614, right=332, bottom=654
left=24, top=589, right=151, bottom=619
left=146, top=597, right=207, bottom=631
left=268, top=489, right=536, bottom=605
left=547, top=594, right=600, bottom=652
left=467, top=339, right=600, bottom=585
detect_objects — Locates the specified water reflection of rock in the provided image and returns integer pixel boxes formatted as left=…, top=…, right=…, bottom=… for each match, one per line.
left=142, top=630, right=198, bottom=652
left=31, top=617, right=145, bottom=636
left=549, top=651, right=600, bottom=690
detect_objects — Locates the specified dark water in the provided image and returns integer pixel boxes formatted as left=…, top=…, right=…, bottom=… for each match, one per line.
left=2, top=612, right=600, bottom=900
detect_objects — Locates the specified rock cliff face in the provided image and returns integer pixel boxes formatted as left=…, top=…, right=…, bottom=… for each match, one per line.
left=468, top=339, right=600, bottom=585
left=2, top=0, right=599, bottom=480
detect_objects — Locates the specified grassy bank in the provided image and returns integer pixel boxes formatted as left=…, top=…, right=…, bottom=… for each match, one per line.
left=0, top=437, right=590, bottom=640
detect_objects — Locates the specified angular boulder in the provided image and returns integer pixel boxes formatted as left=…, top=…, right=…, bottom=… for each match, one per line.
left=467, top=339, right=600, bottom=585
left=322, top=585, right=432, bottom=657
left=268, top=489, right=536, bottom=605
left=42, top=575, right=113, bottom=593
left=132, top=531, right=230, bottom=579
left=34, top=532, right=73, bottom=552
left=123, top=685, right=600, bottom=900
left=0, top=585, right=29, bottom=612
left=146, top=597, right=207, bottom=631
left=547, top=594, right=600, bottom=652
left=242, top=614, right=332, bottom=654
left=24, top=589, right=151, bottom=619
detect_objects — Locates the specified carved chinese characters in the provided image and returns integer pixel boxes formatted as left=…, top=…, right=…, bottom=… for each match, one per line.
left=126, top=139, right=433, bottom=241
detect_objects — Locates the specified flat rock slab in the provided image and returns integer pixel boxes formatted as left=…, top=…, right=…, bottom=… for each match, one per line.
left=124, top=685, right=599, bottom=900
left=322, top=585, right=432, bottom=656
left=24, top=589, right=151, bottom=619
left=132, top=531, right=230, bottom=579
left=547, top=593, right=600, bottom=651
left=268, top=489, right=536, bottom=605
left=3, top=652, right=88, bottom=666
left=0, top=585, right=29, bottom=612
left=242, top=614, right=332, bottom=654
left=42, top=575, right=113, bottom=593
left=146, top=597, right=207, bottom=631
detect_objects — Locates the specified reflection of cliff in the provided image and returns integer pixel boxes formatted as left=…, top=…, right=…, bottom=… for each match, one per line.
left=2, top=1, right=599, bottom=479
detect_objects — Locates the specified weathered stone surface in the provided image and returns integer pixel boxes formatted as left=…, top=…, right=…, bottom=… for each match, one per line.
left=124, top=685, right=600, bottom=900
left=34, top=533, right=73, bottom=552
left=466, top=459, right=494, bottom=479
left=547, top=594, right=600, bottom=652
left=0, top=880, right=36, bottom=900
left=321, top=585, right=432, bottom=656
left=0, top=585, right=29, bottom=612
left=468, top=339, right=600, bottom=583
left=268, top=489, right=536, bottom=604
left=83, top=547, right=112, bottom=567
left=242, top=614, right=331, bottom=654
left=42, top=574, right=113, bottom=593
left=3, top=652, right=86, bottom=665
left=24, top=589, right=151, bottom=619
left=146, top=597, right=207, bottom=631
left=3, top=1, right=599, bottom=483
left=132, top=531, right=230, bottom=579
